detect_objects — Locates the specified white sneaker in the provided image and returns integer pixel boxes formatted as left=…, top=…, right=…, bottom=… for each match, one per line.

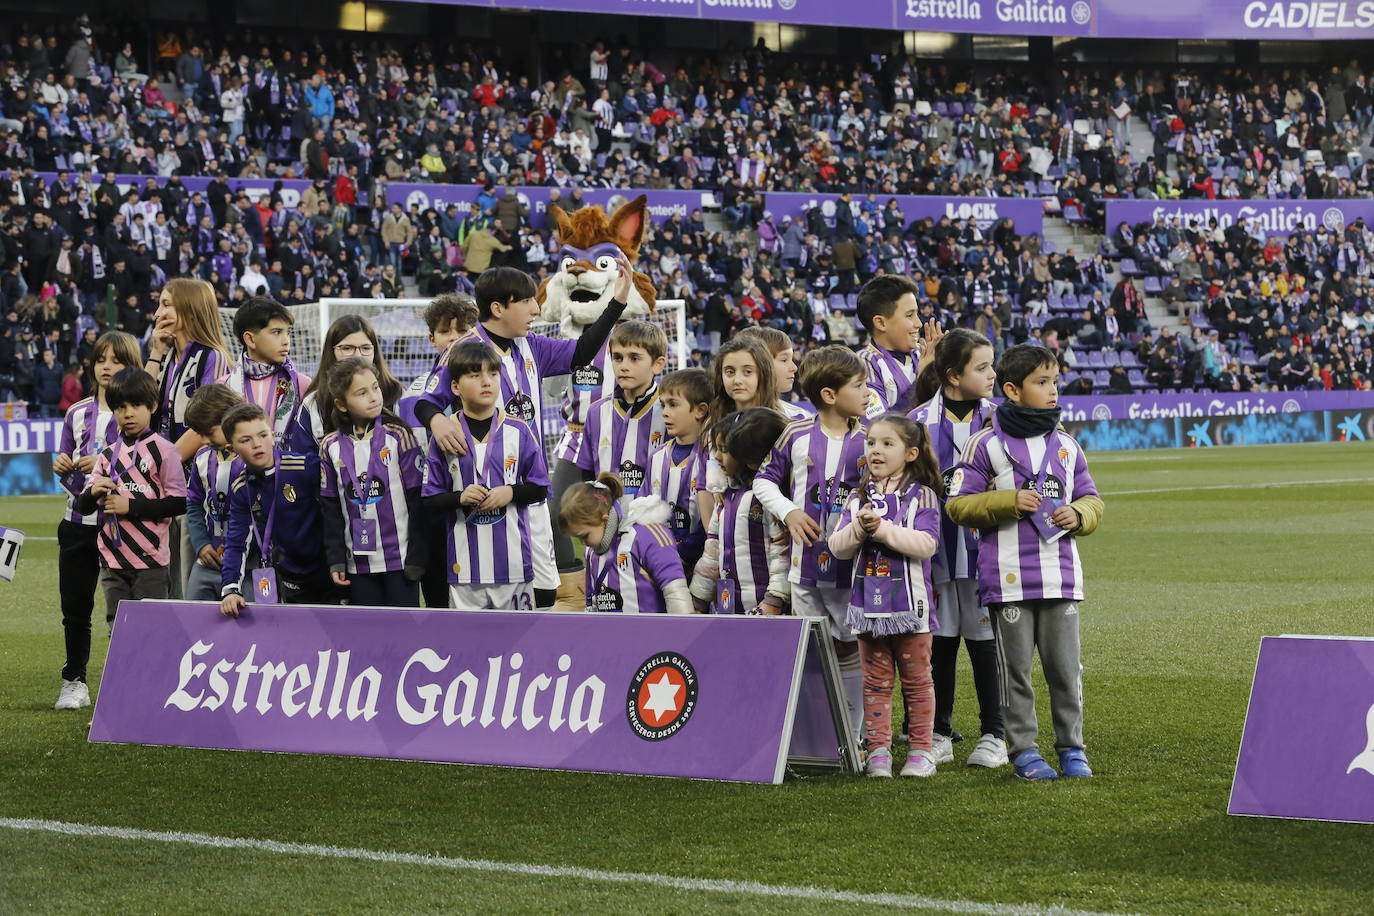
left=866, top=746, right=893, bottom=778
left=966, top=734, right=1009, bottom=768
left=930, top=732, right=954, bottom=764
left=900, top=749, right=937, bottom=777
left=54, top=679, right=91, bottom=710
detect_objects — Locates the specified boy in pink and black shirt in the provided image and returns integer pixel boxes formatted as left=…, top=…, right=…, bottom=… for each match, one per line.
left=75, top=369, right=189, bottom=629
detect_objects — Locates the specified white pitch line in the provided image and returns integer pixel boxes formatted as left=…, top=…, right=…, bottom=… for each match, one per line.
left=0, top=817, right=1136, bottom=916
left=1109, top=476, right=1374, bottom=496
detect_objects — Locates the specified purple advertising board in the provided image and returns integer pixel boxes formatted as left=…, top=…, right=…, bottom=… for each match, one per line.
left=1058, top=389, right=1374, bottom=423
left=394, top=0, right=1374, bottom=39
left=388, top=183, right=1045, bottom=236
left=90, top=601, right=855, bottom=784
left=1106, top=199, right=1374, bottom=238
left=1229, top=635, right=1374, bottom=824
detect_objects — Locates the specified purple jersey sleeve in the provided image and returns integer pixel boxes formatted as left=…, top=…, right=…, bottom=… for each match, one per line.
left=520, top=421, right=551, bottom=491
left=946, top=433, right=992, bottom=499
left=913, top=490, right=942, bottom=540
left=836, top=493, right=861, bottom=532
left=187, top=452, right=208, bottom=506
left=754, top=425, right=795, bottom=487
left=319, top=433, right=340, bottom=499
left=57, top=409, right=81, bottom=497
left=1069, top=438, right=1098, bottom=499
left=199, top=347, right=228, bottom=386
left=422, top=439, right=453, bottom=498
left=574, top=398, right=603, bottom=474
left=528, top=333, right=577, bottom=378
left=221, top=476, right=252, bottom=592
left=638, top=524, right=687, bottom=588
left=396, top=426, right=423, bottom=490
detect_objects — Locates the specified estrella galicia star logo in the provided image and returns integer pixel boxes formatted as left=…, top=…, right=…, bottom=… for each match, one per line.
left=626, top=653, right=698, bottom=741
left=1187, top=421, right=1214, bottom=448
left=1338, top=415, right=1365, bottom=442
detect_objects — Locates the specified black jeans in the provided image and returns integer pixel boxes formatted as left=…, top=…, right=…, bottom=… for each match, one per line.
left=58, top=520, right=101, bottom=682
left=348, top=570, right=420, bottom=608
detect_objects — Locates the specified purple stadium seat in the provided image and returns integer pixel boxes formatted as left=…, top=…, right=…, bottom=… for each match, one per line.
left=1062, top=293, right=1078, bottom=308
left=1103, top=350, right=1121, bottom=367
left=1143, top=276, right=1163, bottom=294
left=1119, top=258, right=1141, bottom=276
left=1128, top=369, right=1146, bottom=386
left=1085, top=349, right=1104, bottom=367
left=935, top=101, right=950, bottom=115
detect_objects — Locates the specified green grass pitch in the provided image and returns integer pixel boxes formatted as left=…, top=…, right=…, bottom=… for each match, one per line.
left=2, top=441, right=1373, bottom=914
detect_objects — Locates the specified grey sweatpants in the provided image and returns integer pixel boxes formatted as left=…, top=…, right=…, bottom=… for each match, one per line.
left=988, top=599, right=1084, bottom=756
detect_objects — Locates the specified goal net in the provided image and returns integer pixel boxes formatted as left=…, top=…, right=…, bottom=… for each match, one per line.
left=218, top=298, right=690, bottom=459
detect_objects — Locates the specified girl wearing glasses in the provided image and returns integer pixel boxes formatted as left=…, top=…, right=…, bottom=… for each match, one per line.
left=288, top=315, right=405, bottom=454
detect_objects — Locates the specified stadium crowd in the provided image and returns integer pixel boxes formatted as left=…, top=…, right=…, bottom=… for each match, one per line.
left=0, top=15, right=1372, bottom=414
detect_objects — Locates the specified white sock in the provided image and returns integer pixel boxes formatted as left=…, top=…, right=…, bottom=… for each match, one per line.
left=838, top=651, right=863, bottom=744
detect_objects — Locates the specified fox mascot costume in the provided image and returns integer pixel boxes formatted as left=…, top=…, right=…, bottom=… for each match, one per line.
left=537, top=195, right=657, bottom=609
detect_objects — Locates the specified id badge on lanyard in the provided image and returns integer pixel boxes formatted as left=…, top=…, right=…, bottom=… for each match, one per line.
left=340, top=427, right=385, bottom=555
left=993, top=416, right=1067, bottom=544
left=714, top=578, right=738, bottom=615
left=250, top=459, right=281, bottom=603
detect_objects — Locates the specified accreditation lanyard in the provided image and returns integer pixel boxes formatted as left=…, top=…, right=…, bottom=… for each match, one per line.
left=251, top=458, right=281, bottom=562
left=991, top=414, right=1058, bottom=496
left=101, top=436, right=131, bottom=546
left=456, top=412, right=501, bottom=490
left=808, top=420, right=846, bottom=530
left=338, top=423, right=386, bottom=520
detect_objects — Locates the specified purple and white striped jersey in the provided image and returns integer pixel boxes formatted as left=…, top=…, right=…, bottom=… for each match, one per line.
left=909, top=391, right=992, bottom=584
left=583, top=497, right=687, bottom=614
left=834, top=482, right=942, bottom=635
left=187, top=446, right=242, bottom=552
left=155, top=341, right=228, bottom=442
left=58, top=396, right=118, bottom=525
left=753, top=416, right=868, bottom=588
left=689, top=482, right=789, bottom=613
left=420, top=326, right=576, bottom=443
left=320, top=421, right=423, bottom=575
left=575, top=389, right=666, bottom=501
left=861, top=342, right=916, bottom=415
left=947, top=426, right=1099, bottom=605
left=422, top=412, right=549, bottom=586
left=781, top=399, right=814, bottom=421
left=646, top=439, right=701, bottom=540
left=553, top=339, right=615, bottom=464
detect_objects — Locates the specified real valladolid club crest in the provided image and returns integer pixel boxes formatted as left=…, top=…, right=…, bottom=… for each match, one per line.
left=626, top=652, right=698, bottom=741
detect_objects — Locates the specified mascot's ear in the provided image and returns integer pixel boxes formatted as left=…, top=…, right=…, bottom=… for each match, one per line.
left=551, top=204, right=574, bottom=244
left=608, top=195, right=648, bottom=255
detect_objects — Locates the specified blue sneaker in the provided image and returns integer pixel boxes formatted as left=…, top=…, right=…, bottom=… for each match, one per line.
left=1058, top=748, right=1093, bottom=778
left=1013, top=749, right=1059, bottom=781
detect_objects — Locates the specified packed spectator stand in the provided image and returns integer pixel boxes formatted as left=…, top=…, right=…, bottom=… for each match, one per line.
left=0, top=14, right=1371, bottom=417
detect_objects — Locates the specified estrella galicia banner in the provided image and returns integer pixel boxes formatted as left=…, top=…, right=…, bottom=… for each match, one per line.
left=1230, top=635, right=1374, bottom=824
left=90, top=602, right=850, bottom=784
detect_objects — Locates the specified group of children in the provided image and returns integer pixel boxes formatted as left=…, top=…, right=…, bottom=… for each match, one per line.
left=50, top=266, right=1105, bottom=785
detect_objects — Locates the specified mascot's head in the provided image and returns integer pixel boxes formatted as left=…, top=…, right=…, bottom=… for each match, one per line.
left=537, top=195, right=657, bottom=329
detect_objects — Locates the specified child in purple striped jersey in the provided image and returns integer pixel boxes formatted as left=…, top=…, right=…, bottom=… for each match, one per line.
left=52, top=331, right=141, bottom=711
left=946, top=345, right=1105, bottom=782
left=829, top=414, right=942, bottom=779
left=647, top=368, right=712, bottom=578
left=559, top=474, right=690, bottom=615
left=575, top=321, right=669, bottom=505
left=689, top=408, right=790, bottom=616
left=183, top=384, right=246, bottom=603
left=319, top=358, right=424, bottom=608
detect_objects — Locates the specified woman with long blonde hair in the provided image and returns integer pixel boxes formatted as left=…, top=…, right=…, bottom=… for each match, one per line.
left=146, top=277, right=230, bottom=462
